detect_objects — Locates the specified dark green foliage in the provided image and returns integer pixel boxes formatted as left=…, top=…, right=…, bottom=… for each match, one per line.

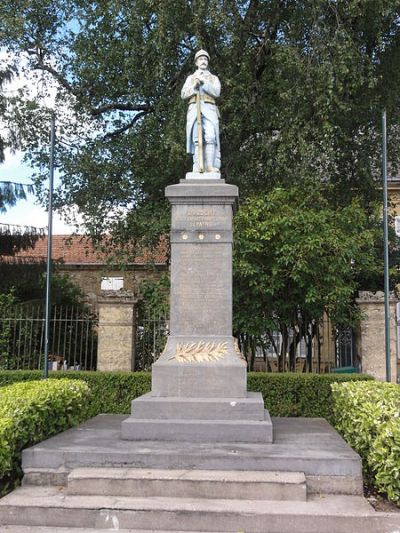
left=1, top=1, right=400, bottom=251
left=0, top=67, right=13, bottom=164
left=0, top=265, right=86, bottom=305
left=233, top=186, right=386, bottom=371
left=0, top=223, right=44, bottom=256
left=136, top=275, right=170, bottom=370
left=1, top=0, right=400, bottom=356
left=248, top=372, right=373, bottom=422
left=0, top=370, right=371, bottom=422
left=0, top=183, right=34, bottom=214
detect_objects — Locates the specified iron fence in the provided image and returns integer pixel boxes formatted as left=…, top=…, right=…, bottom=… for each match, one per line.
left=0, top=304, right=98, bottom=371
left=133, top=313, right=354, bottom=373
left=135, top=309, right=169, bottom=371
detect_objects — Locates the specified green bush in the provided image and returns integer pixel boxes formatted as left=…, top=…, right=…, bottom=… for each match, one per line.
left=0, top=417, right=13, bottom=475
left=332, top=381, right=400, bottom=459
left=0, top=370, right=371, bottom=421
left=248, top=372, right=372, bottom=422
left=332, top=380, right=400, bottom=505
left=369, top=418, right=400, bottom=504
left=0, top=370, right=151, bottom=417
left=0, top=379, right=91, bottom=492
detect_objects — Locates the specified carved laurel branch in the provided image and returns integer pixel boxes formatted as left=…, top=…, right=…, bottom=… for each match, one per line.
left=169, top=341, right=228, bottom=363
left=234, top=338, right=247, bottom=362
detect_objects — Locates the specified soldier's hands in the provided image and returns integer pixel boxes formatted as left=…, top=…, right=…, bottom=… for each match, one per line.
left=193, top=77, right=204, bottom=89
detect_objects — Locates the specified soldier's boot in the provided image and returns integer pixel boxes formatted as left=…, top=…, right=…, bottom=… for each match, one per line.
left=205, top=143, right=220, bottom=172
left=193, top=143, right=201, bottom=172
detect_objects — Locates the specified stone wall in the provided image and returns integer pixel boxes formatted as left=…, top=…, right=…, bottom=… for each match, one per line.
left=58, top=265, right=167, bottom=307
left=356, top=291, right=398, bottom=383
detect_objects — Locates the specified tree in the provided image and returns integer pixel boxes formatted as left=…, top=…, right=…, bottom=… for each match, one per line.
left=0, top=0, right=399, bottom=252
left=0, top=67, right=35, bottom=214
left=233, top=184, right=388, bottom=371
left=0, top=66, right=40, bottom=251
left=0, top=67, right=13, bottom=164
left=1, top=1, right=399, bottom=374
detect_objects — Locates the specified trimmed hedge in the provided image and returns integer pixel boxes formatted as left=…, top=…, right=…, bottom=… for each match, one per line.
left=0, top=371, right=151, bottom=417
left=0, top=417, right=13, bottom=476
left=0, top=379, right=91, bottom=493
left=248, top=372, right=372, bottom=422
left=0, top=370, right=372, bottom=421
left=332, top=381, right=400, bottom=504
left=369, top=418, right=400, bottom=504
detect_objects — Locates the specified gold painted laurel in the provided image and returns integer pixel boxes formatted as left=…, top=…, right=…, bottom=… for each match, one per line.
left=169, top=341, right=228, bottom=363
left=234, top=338, right=247, bottom=362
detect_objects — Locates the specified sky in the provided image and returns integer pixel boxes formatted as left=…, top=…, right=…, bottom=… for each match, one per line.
left=0, top=150, right=77, bottom=234
left=0, top=49, right=77, bottom=234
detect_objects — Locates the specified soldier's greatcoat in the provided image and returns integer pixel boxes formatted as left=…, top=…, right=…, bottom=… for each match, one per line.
left=181, top=69, right=221, bottom=156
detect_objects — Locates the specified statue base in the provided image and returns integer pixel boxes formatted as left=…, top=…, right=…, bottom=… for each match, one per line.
left=185, top=171, right=221, bottom=180
left=121, top=177, right=273, bottom=443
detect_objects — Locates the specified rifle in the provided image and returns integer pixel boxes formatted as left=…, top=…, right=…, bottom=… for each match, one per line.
left=196, top=91, right=204, bottom=172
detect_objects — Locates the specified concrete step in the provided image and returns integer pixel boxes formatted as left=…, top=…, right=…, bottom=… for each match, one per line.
left=130, top=392, right=266, bottom=421
left=0, top=526, right=225, bottom=533
left=66, top=467, right=307, bottom=501
left=121, top=412, right=273, bottom=443
left=1, top=485, right=399, bottom=533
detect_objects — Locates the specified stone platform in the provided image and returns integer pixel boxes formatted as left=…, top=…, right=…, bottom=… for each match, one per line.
left=1, top=415, right=399, bottom=532
left=22, top=415, right=361, bottom=495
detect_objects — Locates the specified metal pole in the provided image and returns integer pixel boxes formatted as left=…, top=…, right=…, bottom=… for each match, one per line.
left=382, top=110, right=391, bottom=382
left=43, top=114, right=55, bottom=379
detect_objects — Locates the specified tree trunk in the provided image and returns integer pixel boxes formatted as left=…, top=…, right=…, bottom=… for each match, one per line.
left=280, top=323, right=288, bottom=372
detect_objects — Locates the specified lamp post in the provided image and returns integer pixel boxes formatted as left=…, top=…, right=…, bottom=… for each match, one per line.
left=43, top=113, right=56, bottom=379
left=382, top=110, right=391, bottom=383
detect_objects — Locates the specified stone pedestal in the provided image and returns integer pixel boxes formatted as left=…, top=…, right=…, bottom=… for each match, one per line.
left=97, top=291, right=136, bottom=372
left=356, top=291, right=398, bottom=383
left=121, top=177, right=272, bottom=443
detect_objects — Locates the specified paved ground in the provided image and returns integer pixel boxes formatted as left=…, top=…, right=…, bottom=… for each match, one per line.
left=22, top=415, right=362, bottom=478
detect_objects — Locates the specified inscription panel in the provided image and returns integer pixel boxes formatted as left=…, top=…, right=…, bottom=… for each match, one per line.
left=172, top=204, right=232, bottom=231
left=170, top=243, right=232, bottom=336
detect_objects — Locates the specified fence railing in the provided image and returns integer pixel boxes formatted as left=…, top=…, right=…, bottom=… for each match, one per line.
left=135, top=309, right=169, bottom=371
left=0, top=304, right=354, bottom=373
left=133, top=313, right=353, bottom=373
left=0, top=304, right=98, bottom=371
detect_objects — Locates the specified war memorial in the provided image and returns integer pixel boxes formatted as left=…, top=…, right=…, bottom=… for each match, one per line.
left=0, top=50, right=399, bottom=532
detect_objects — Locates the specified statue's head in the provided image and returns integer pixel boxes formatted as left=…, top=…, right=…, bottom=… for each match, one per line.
left=195, top=49, right=210, bottom=70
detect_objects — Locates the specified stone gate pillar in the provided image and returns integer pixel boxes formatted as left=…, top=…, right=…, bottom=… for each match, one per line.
left=97, top=291, right=137, bottom=371
left=356, top=291, right=398, bottom=383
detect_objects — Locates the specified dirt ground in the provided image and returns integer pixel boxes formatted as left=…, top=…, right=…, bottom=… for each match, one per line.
left=364, top=483, right=400, bottom=513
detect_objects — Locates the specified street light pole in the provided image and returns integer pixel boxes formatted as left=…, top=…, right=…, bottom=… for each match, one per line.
left=43, top=113, right=55, bottom=379
left=382, top=110, right=391, bottom=383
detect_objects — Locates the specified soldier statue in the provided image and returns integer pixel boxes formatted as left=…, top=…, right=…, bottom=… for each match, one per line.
left=181, top=50, right=221, bottom=173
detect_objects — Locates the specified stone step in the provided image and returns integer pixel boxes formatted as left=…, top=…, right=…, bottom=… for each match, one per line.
left=121, top=411, right=273, bottom=443
left=66, top=467, right=307, bottom=501
left=1, top=486, right=399, bottom=533
left=0, top=526, right=225, bottom=533
left=129, top=392, right=266, bottom=421
left=21, top=416, right=364, bottom=496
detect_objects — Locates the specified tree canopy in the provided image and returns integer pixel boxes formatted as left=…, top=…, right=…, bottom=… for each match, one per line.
left=233, top=184, right=387, bottom=370
left=1, top=1, right=399, bottom=369
left=1, top=0, right=399, bottom=247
